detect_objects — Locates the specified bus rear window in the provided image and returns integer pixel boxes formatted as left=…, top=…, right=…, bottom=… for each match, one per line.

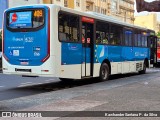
left=7, top=9, right=44, bottom=29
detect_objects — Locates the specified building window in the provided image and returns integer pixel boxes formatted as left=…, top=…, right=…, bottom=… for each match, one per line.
left=101, top=0, right=106, bottom=2
left=95, top=6, right=100, bottom=13
left=111, top=0, right=118, bottom=11
left=64, top=0, right=68, bottom=7
left=86, top=3, right=93, bottom=11
left=101, top=8, right=106, bottom=15
left=76, top=0, right=80, bottom=7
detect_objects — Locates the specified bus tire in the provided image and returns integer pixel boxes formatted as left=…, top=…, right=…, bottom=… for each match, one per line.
left=139, top=62, right=146, bottom=74
left=99, top=63, right=109, bottom=81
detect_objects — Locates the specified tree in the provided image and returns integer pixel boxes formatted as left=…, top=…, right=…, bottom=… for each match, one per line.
left=136, top=0, right=160, bottom=12
left=156, top=31, right=160, bottom=36
left=156, top=31, right=160, bottom=39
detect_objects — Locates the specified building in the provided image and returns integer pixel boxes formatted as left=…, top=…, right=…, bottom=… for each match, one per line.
left=43, top=0, right=86, bottom=12
left=8, top=0, right=42, bottom=8
left=134, top=13, right=160, bottom=33
left=0, top=0, right=44, bottom=29
left=6, top=0, right=135, bottom=24
left=0, top=0, right=8, bottom=29
left=117, top=0, right=135, bottom=24
left=42, top=0, right=135, bottom=24
left=86, top=0, right=134, bottom=24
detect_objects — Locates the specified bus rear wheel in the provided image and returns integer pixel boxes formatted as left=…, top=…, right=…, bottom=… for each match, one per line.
left=99, top=63, right=109, bottom=81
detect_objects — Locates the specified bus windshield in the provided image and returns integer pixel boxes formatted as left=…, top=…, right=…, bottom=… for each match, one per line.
left=6, top=9, right=44, bottom=30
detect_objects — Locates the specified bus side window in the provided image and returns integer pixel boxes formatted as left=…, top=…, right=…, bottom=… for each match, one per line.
left=58, top=11, right=79, bottom=42
left=138, top=32, right=142, bottom=47
left=59, top=32, right=67, bottom=41
left=124, top=30, right=133, bottom=46
left=96, top=21, right=109, bottom=44
left=96, top=33, right=101, bottom=43
left=101, top=32, right=108, bottom=44
left=142, top=32, right=147, bottom=47
left=134, top=30, right=138, bottom=47
left=110, top=24, right=122, bottom=45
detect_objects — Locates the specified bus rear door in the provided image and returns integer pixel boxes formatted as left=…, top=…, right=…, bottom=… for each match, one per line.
left=81, top=17, right=94, bottom=78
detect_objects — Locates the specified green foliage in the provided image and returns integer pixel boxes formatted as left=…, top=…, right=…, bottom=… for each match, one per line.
left=156, top=31, right=160, bottom=38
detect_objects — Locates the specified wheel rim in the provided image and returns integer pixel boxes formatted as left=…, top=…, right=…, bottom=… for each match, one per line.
left=102, top=67, right=107, bottom=80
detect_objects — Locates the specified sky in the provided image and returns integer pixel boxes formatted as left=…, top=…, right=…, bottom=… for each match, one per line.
left=134, top=0, right=160, bottom=21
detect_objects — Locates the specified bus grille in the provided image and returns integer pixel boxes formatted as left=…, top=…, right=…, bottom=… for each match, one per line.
left=136, top=63, right=142, bottom=71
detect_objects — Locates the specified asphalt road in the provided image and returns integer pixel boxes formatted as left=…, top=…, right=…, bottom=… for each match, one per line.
left=0, top=71, right=148, bottom=101
left=0, top=73, right=60, bottom=101
left=0, top=69, right=160, bottom=104
left=1, top=68, right=160, bottom=120
left=0, top=74, right=59, bottom=91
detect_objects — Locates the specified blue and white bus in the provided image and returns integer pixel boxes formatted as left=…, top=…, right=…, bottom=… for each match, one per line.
left=2, top=4, right=156, bottom=81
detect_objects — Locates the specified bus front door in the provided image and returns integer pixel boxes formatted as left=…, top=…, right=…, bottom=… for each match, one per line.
left=81, top=23, right=94, bottom=77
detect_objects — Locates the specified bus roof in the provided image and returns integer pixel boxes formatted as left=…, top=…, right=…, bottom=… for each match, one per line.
left=5, top=4, right=153, bottom=32
left=59, top=5, right=148, bottom=31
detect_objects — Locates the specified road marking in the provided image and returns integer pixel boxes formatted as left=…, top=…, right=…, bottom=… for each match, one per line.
left=20, top=82, right=33, bottom=85
left=37, top=83, right=43, bottom=85
left=18, top=85, right=30, bottom=87
left=0, top=86, right=4, bottom=88
left=18, top=82, right=34, bottom=87
left=18, top=82, right=43, bottom=88
left=45, top=79, right=54, bottom=82
left=18, top=84, right=36, bottom=87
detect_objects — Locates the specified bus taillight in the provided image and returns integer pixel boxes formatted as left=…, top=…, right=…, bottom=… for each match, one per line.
left=41, top=70, right=49, bottom=72
left=41, top=54, right=50, bottom=62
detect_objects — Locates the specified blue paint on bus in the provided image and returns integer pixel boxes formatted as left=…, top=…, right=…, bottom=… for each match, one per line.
left=61, top=43, right=82, bottom=64
left=3, top=6, right=49, bottom=66
left=61, top=43, right=150, bottom=65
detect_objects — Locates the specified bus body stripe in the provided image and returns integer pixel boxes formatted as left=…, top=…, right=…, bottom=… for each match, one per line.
left=41, top=7, right=50, bottom=62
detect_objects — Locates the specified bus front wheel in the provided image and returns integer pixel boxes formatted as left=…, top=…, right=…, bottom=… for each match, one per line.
left=99, top=63, right=109, bottom=81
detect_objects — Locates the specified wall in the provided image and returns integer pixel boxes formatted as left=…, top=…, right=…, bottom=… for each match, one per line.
left=52, top=0, right=64, bottom=6
left=0, top=0, right=8, bottom=29
left=134, top=13, right=159, bottom=32
left=8, top=0, right=41, bottom=8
